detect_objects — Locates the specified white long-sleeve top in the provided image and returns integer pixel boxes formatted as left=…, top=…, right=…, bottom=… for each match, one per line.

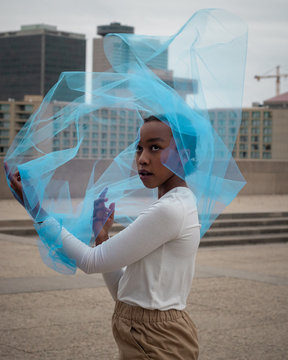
left=36, top=187, right=200, bottom=310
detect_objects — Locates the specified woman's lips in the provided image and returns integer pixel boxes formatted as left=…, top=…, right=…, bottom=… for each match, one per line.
left=138, top=170, right=153, bottom=180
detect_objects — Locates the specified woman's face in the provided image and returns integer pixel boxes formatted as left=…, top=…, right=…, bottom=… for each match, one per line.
left=136, top=120, right=184, bottom=195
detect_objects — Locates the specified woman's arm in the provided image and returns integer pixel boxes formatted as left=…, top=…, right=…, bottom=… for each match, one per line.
left=52, top=197, right=185, bottom=274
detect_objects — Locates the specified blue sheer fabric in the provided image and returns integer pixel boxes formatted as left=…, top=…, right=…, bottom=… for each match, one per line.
left=5, top=9, right=248, bottom=274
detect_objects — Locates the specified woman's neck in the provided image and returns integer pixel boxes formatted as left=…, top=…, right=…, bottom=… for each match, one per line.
left=158, top=175, right=187, bottom=198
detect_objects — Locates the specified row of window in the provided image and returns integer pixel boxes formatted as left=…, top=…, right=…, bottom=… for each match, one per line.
left=240, top=127, right=272, bottom=135
left=53, top=139, right=133, bottom=148
left=238, top=144, right=271, bottom=151
left=52, top=147, right=125, bottom=156
left=213, top=118, right=272, bottom=128
left=239, top=135, right=272, bottom=143
left=238, top=151, right=272, bottom=159
left=209, top=110, right=272, bottom=121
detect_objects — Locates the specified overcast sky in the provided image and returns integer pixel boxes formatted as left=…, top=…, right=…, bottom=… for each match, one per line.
left=1, top=0, right=288, bottom=106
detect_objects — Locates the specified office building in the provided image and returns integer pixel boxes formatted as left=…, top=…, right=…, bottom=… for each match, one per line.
left=209, top=92, right=288, bottom=160
left=0, top=24, right=86, bottom=101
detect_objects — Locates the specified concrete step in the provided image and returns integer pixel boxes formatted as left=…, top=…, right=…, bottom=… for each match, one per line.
left=205, top=225, right=288, bottom=237
left=200, top=232, right=288, bottom=247
left=1, top=213, right=288, bottom=247
left=217, top=212, right=288, bottom=220
left=211, top=217, right=288, bottom=228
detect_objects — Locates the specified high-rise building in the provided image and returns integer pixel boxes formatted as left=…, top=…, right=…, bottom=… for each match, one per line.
left=93, top=22, right=168, bottom=73
left=0, top=24, right=86, bottom=101
left=93, top=22, right=135, bottom=73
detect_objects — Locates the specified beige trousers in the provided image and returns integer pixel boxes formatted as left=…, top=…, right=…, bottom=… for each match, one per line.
left=112, top=300, right=199, bottom=360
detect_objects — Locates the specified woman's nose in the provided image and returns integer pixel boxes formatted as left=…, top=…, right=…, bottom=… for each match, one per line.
left=138, top=150, right=149, bottom=165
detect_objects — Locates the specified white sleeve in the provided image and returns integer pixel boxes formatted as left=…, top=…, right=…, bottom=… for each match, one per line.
left=37, top=198, right=184, bottom=274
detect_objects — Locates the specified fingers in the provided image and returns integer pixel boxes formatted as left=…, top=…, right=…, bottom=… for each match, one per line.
left=99, top=187, right=108, bottom=198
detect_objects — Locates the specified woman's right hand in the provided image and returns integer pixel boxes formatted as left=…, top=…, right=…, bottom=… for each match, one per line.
left=4, top=162, right=24, bottom=206
left=93, top=188, right=115, bottom=246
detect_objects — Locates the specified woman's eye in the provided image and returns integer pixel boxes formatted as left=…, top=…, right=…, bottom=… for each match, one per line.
left=136, top=145, right=142, bottom=152
left=151, top=145, right=160, bottom=151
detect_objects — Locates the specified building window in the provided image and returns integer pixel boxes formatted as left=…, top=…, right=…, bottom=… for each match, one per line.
left=251, top=151, right=260, bottom=158
left=239, top=151, right=247, bottom=158
left=242, top=111, right=249, bottom=120
left=0, top=113, right=10, bottom=120
left=218, top=119, right=226, bottom=126
left=111, top=110, right=117, bottom=118
left=263, top=119, right=272, bottom=127
left=251, top=136, right=259, bottom=142
left=110, top=133, right=117, bottom=139
left=263, top=152, right=272, bottom=159
left=251, top=127, right=260, bottom=135
left=264, top=111, right=272, bottom=119
left=0, top=130, right=9, bottom=136
left=240, top=135, right=248, bottom=142
left=252, top=111, right=260, bottom=120
left=0, top=104, right=10, bottom=111
left=217, top=112, right=226, bottom=121
left=263, top=128, right=272, bottom=135
left=240, top=128, right=248, bottom=135
left=263, top=136, right=272, bottom=143
left=252, top=119, right=260, bottom=127
left=239, top=143, right=248, bottom=150
left=101, top=109, right=108, bottom=118
left=263, top=144, right=271, bottom=151
left=0, top=138, right=9, bottom=145
left=229, top=128, right=236, bottom=135
left=209, top=111, right=215, bottom=121
left=251, top=144, right=259, bottom=150
left=218, top=127, right=225, bottom=136
left=1, top=122, right=10, bottom=128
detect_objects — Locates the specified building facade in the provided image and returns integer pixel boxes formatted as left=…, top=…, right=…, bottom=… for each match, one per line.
left=209, top=92, right=288, bottom=160
left=0, top=24, right=86, bottom=101
left=1, top=93, right=288, bottom=160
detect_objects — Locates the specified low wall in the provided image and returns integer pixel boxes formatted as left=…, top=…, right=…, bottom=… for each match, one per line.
left=1, top=158, right=288, bottom=199
left=237, top=160, right=288, bottom=195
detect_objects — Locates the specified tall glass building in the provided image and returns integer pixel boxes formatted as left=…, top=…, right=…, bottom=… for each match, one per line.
left=0, top=24, right=86, bottom=101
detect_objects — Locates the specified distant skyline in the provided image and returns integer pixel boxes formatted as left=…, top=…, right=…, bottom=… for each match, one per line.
left=1, top=0, right=288, bottom=106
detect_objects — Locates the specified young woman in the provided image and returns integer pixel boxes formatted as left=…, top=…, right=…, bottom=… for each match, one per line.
left=6, top=115, right=200, bottom=359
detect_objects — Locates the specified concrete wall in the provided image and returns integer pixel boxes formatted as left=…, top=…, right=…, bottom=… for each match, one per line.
left=237, top=160, right=288, bottom=195
left=1, top=158, right=288, bottom=200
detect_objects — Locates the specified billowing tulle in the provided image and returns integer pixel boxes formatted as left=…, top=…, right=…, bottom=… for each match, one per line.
left=5, top=9, right=247, bottom=274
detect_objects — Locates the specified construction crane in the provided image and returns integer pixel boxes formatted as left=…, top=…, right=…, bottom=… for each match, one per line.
left=254, top=65, right=288, bottom=96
